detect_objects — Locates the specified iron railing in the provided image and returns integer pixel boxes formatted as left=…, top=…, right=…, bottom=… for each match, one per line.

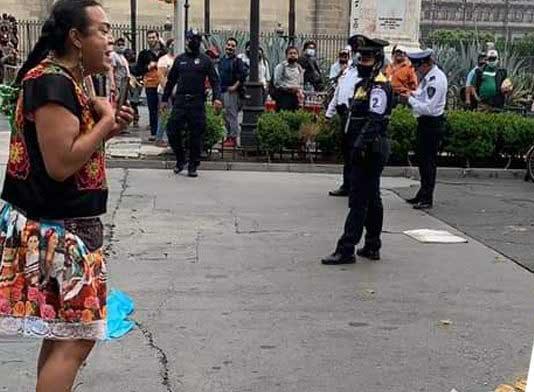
left=16, top=20, right=347, bottom=62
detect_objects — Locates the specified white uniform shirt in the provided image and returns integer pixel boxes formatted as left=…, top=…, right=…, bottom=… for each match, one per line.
left=326, top=66, right=360, bottom=118
left=408, top=65, right=448, bottom=118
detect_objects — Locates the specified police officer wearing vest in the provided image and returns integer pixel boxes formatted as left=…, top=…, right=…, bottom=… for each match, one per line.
left=400, top=49, right=448, bottom=210
left=162, top=29, right=223, bottom=178
left=325, top=40, right=360, bottom=197
left=322, top=35, right=392, bottom=265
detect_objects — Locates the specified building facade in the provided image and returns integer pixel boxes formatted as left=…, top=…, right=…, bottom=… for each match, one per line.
left=421, top=0, right=534, bottom=38
left=6, top=0, right=534, bottom=38
left=8, top=0, right=351, bottom=35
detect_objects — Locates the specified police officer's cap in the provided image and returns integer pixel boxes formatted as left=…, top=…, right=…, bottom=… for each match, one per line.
left=348, top=34, right=389, bottom=54
left=407, top=49, right=434, bottom=67
left=185, top=29, right=202, bottom=40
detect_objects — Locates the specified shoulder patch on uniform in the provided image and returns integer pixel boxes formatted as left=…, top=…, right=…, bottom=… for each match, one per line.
left=429, top=76, right=436, bottom=82
left=427, top=86, right=436, bottom=99
left=374, top=73, right=388, bottom=83
left=369, top=88, right=388, bottom=115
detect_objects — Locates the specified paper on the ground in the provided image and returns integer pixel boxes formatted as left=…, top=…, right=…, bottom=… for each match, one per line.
left=404, top=229, right=468, bottom=244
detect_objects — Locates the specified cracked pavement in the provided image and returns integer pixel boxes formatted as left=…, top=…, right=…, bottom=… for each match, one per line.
left=1, top=168, right=534, bottom=392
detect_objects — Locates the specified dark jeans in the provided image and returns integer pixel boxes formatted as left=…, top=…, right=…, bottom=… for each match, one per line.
left=336, top=138, right=390, bottom=257
left=275, top=90, right=299, bottom=112
left=146, top=87, right=159, bottom=136
left=415, top=116, right=445, bottom=204
left=167, top=98, right=206, bottom=168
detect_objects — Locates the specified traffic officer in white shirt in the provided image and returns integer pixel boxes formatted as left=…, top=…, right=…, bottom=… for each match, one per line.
left=400, top=49, right=448, bottom=210
left=325, top=38, right=361, bottom=197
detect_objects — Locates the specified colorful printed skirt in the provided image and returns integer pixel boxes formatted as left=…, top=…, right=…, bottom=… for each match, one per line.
left=0, top=203, right=107, bottom=340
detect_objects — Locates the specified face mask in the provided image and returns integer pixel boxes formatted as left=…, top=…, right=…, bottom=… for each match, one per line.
left=115, top=46, right=125, bottom=54
left=356, top=63, right=373, bottom=78
left=487, top=60, right=498, bottom=68
left=188, top=40, right=201, bottom=53
left=287, top=57, right=298, bottom=64
left=168, top=46, right=175, bottom=55
left=339, top=59, right=349, bottom=65
left=306, top=48, right=316, bottom=57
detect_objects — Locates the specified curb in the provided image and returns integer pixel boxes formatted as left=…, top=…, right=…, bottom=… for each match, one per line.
left=106, top=159, right=527, bottom=180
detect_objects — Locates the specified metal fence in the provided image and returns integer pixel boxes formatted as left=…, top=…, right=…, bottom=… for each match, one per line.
left=16, top=20, right=347, bottom=62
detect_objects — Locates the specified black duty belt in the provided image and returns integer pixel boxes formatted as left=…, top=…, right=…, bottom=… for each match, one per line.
left=176, top=94, right=203, bottom=100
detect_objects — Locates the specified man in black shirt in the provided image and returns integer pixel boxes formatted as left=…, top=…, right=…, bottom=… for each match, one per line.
left=161, top=30, right=222, bottom=178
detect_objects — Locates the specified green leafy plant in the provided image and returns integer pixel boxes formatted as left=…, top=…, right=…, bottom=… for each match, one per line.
left=387, top=107, right=417, bottom=162
left=446, top=111, right=498, bottom=165
left=315, top=114, right=342, bottom=156
left=257, top=112, right=292, bottom=159
left=205, top=105, right=226, bottom=151
left=278, top=110, right=315, bottom=149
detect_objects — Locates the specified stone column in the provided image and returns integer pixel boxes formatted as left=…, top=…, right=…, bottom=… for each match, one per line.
left=350, top=0, right=422, bottom=51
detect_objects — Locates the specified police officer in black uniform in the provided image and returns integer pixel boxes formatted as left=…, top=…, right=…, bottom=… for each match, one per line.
left=322, top=35, right=392, bottom=265
left=162, top=29, right=223, bottom=178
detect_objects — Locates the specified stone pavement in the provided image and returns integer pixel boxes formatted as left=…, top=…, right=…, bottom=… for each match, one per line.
left=395, top=178, right=534, bottom=272
left=0, top=166, right=533, bottom=392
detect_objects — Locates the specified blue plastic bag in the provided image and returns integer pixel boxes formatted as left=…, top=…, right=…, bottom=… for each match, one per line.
left=106, top=289, right=135, bottom=341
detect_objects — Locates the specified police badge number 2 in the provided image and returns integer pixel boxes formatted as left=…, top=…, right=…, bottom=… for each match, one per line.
left=369, top=87, right=387, bottom=115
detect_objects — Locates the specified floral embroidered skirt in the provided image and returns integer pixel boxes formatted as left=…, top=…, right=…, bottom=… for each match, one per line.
left=0, top=203, right=107, bottom=340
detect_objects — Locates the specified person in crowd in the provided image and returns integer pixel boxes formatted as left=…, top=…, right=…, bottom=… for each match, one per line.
left=322, top=35, right=392, bottom=265
left=273, top=46, right=304, bottom=112
left=329, top=47, right=352, bottom=82
left=299, top=40, right=323, bottom=92
left=0, top=38, right=16, bottom=83
left=238, top=41, right=271, bottom=101
left=325, top=45, right=360, bottom=197
left=134, top=30, right=166, bottom=141
left=384, top=45, right=418, bottom=101
left=111, top=37, right=130, bottom=95
left=162, top=29, right=222, bottom=178
left=464, top=52, right=487, bottom=109
left=466, top=49, right=512, bottom=112
left=400, top=49, right=448, bottom=210
left=155, top=38, right=175, bottom=147
left=124, top=47, right=141, bottom=127
left=218, top=37, right=247, bottom=148
left=0, top=1, right=134, bottom=391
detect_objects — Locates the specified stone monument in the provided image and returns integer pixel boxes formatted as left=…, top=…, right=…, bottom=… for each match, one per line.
left=350, top=0, right=422, bottom=51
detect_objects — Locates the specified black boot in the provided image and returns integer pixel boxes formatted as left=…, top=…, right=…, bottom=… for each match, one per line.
left=173, top=163, right=184, bottom=175
left=357, top=247, right=380, bottom=261
left=321, top=252, right=356, bottom=265
left=413, top=201, right=433, bottom=210
left=188, top=164, right=198, bottom=178
left=406, top=197, right=420, bottom=205
left=329, top=187, right=349, bottom=197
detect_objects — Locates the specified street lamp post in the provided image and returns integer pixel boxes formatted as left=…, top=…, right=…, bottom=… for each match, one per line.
left=184, top=0, right=190, bottom=33
left=289, top=0, right=296, bottom=45
left=241, top=0, right=264, bottom=148
left=204, top=0, right=211, bottom=35
left=130, top=0, right=137, bottom=54
left=174, top=0, right=185, bottom=53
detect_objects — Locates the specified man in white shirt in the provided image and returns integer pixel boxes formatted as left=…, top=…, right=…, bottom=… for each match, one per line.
left=329, top=47, right=352, bottom=82
left=400, top=49, right=448, bottom=210
left=325, top=48, right=360, bottom=197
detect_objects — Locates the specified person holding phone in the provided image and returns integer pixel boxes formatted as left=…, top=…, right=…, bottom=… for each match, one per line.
left=0, top=1, right=134, bottom=390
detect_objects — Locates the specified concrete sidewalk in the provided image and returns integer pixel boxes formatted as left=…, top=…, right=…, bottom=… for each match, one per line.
left=0, top=168, right=533, bottom=392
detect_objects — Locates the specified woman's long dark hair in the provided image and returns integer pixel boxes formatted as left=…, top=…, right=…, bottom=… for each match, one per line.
left=14, top=0, right=101, bottom=86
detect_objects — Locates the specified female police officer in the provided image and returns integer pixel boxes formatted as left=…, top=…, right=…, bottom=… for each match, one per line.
left=322, top=35, right=392, bottom=265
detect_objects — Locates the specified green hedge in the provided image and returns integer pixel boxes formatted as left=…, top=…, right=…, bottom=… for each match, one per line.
left=256, top=108, right=534, bottom=164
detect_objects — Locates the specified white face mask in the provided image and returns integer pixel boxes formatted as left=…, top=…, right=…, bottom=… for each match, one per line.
left=306, top=48, right=316, bottom=57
